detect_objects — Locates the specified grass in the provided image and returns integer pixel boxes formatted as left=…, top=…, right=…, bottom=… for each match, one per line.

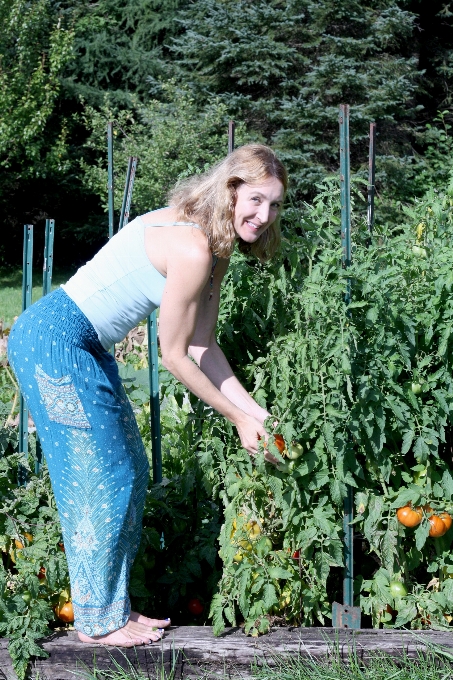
left=0, top=267, right=75, bottom=329
left=62, top=638, right=453, bottom=680
left=251, top=637, right=453, bottom=680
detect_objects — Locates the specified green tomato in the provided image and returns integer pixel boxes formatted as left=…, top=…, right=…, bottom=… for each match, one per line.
left=287, top=443, right=303, bottom=460
left=411, top=383, right=422, bottom=395
left=412, top=245, right=427, bottom=258
left=389, top=581, right=408, bottom=598
left=21, top=591, right=32, bottom=605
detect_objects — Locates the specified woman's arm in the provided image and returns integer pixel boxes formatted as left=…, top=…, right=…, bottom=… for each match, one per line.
left=158, top=237, right=268, bottom=454
left=187, top=258, right=270, bottom=425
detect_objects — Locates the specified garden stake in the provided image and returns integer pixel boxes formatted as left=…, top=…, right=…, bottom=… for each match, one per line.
left=35, top=218, right=56, bottom=475
left=228, top=120, right=235, bottom=154
left=147, top=313, right=162, bottom=483
left=118, top=156, right=138, bottom=232
left=42, top=218, right=55, bottom=296
left=18, top=225, right=33, bottom=485
left=367, top=122, right=376, bottom=235
left=332, top=105, right=361, bottom=628
left=107, top=122, right=115, bottom=239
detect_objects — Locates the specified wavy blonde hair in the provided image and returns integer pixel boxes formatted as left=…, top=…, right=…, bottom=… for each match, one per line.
left=168, top=144, right=288, bottom=261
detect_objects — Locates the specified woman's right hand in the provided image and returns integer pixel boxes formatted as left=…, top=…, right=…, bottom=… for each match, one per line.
left=234, top=413, right=279, bottom=464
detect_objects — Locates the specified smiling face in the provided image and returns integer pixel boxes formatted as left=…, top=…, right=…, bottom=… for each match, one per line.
left=233, top=176, right=284, bottom=243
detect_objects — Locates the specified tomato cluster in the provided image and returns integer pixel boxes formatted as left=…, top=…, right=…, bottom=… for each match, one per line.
left=396, top=505, right=452, bottom=537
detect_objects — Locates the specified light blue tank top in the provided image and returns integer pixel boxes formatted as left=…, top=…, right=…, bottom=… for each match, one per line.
left=62, top=215, right=207, bottom=350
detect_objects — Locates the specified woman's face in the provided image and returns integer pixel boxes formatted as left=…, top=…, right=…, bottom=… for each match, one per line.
left=233, top=176, right=284, bottom=243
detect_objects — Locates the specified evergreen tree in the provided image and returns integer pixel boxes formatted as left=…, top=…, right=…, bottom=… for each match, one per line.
left=170, top=0, right=421, bottom=198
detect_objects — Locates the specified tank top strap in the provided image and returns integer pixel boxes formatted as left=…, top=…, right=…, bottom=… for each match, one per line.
left=142, top=219, right=201, bottom=229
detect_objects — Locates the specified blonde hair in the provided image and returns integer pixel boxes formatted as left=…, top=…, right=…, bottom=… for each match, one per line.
left=168, top=144, right=288, bottom=261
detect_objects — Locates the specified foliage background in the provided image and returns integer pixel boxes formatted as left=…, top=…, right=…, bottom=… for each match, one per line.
left=1, top=0, right=453, bottom=268
left=3, top=0, right=453, bottom=676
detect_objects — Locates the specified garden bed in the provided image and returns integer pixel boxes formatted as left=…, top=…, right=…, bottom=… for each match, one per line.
left=1, top=626, right=453, bottom=680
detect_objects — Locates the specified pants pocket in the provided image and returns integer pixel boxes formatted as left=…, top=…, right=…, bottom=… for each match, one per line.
left=35, top=365, right=91, bottom=429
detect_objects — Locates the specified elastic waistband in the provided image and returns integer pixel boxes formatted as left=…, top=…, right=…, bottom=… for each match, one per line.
left=20, top=288, right=104, bottom=352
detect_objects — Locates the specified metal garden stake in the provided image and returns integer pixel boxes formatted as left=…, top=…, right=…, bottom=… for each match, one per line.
left=367, top=122, right=376, bottom=235
left=228, top=121, right=235, bottom=155
left=118, top=157, right=138, bottom=232
left=18, top=225, right=33, bottom=484
left=332, top=104, right=361, bottom=628
left=42, top=219, right=55, bottom=296
left=147, top=313, right=162, bottom=483
left=34, top=218, right=56, bottom=475
left=108, top=122, right=115, bottom=239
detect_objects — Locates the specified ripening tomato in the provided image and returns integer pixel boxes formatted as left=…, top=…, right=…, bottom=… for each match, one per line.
left=187, top=598, right=204, bottom=616
left=439, top=512, right=453, bottom=533
left=412, top=245, right=427, bottom=258
left=287, top=443, right=303, bottom=460
left=258, top=434, right=286, bottom=454
left=428, top=513, right=451, bottom=537
left=246, top=520, right=261, bottom=540
left=21, top=591, right=32, bottom=605
left=58, top=542, right=65, bottom=553
left=15, top=532, right=33, bottom=550
left=55, top=601, right=74, bottom=623
left=396, top=505, right=423, bottom=527
left=389, top=581, right=408, bottom=598
left=273, top=435, right=286, bottom=454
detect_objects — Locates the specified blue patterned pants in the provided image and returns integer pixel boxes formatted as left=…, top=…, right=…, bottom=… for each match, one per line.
left=8, top=289, right=150, bottom=636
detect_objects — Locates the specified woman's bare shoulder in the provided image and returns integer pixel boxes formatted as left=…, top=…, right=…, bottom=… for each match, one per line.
left=140, top=206, right=179, bottom=224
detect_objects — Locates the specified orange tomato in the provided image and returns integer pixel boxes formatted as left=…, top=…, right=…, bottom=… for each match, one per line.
left=439, top=512, right=453, bottom=533
left=429, top=514, right=447, bottom=537
left=428, top=512, right=452, bottom=537
left=55, top=601, right=74, bottom=623
left=258, top=434, right=286, bottom=454
left=396, top=505, right=423, bottom=528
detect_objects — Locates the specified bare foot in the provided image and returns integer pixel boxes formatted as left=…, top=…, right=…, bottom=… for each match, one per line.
left=78, top=620, right=164, bottom=647
left=130, top=610, right=171, bottom=629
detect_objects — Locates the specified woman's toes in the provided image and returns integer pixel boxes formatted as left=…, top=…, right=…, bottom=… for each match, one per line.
left=129, top=611, right=171, bottom=628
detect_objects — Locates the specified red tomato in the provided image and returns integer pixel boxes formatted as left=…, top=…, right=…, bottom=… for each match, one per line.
left=291, top=550, right=300, bottom=559
left=187, top=598, right=204, bottom=616
left=37, top=566, right=46, bottom=580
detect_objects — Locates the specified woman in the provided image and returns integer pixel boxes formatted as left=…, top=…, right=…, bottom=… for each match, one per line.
left=8, top=143, right=287, bottom=647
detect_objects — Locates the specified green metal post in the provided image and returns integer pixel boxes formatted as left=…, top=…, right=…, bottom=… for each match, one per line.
left=35, top=219, right=55, bottom=475
left=339, top=104, right=354, bottom=608
left=18, top=225, right=33, bottom=485
left=367, top=122, right=376, bottom=235
left=228, top=121, right=235, bottom=155
left=42, top=219, right=55, bottom=296
left=118, top=157, right=137, bottom=232
left=108, top=122, right=115, bottom=239
left=147, top=313, right=162, bottom=483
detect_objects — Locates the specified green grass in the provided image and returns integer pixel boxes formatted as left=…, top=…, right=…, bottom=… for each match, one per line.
left=0, top=267, right=75, bottom=329
left=252, top=638, right=453, bottom=680
left=67, top=639, right=453, bottom=680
